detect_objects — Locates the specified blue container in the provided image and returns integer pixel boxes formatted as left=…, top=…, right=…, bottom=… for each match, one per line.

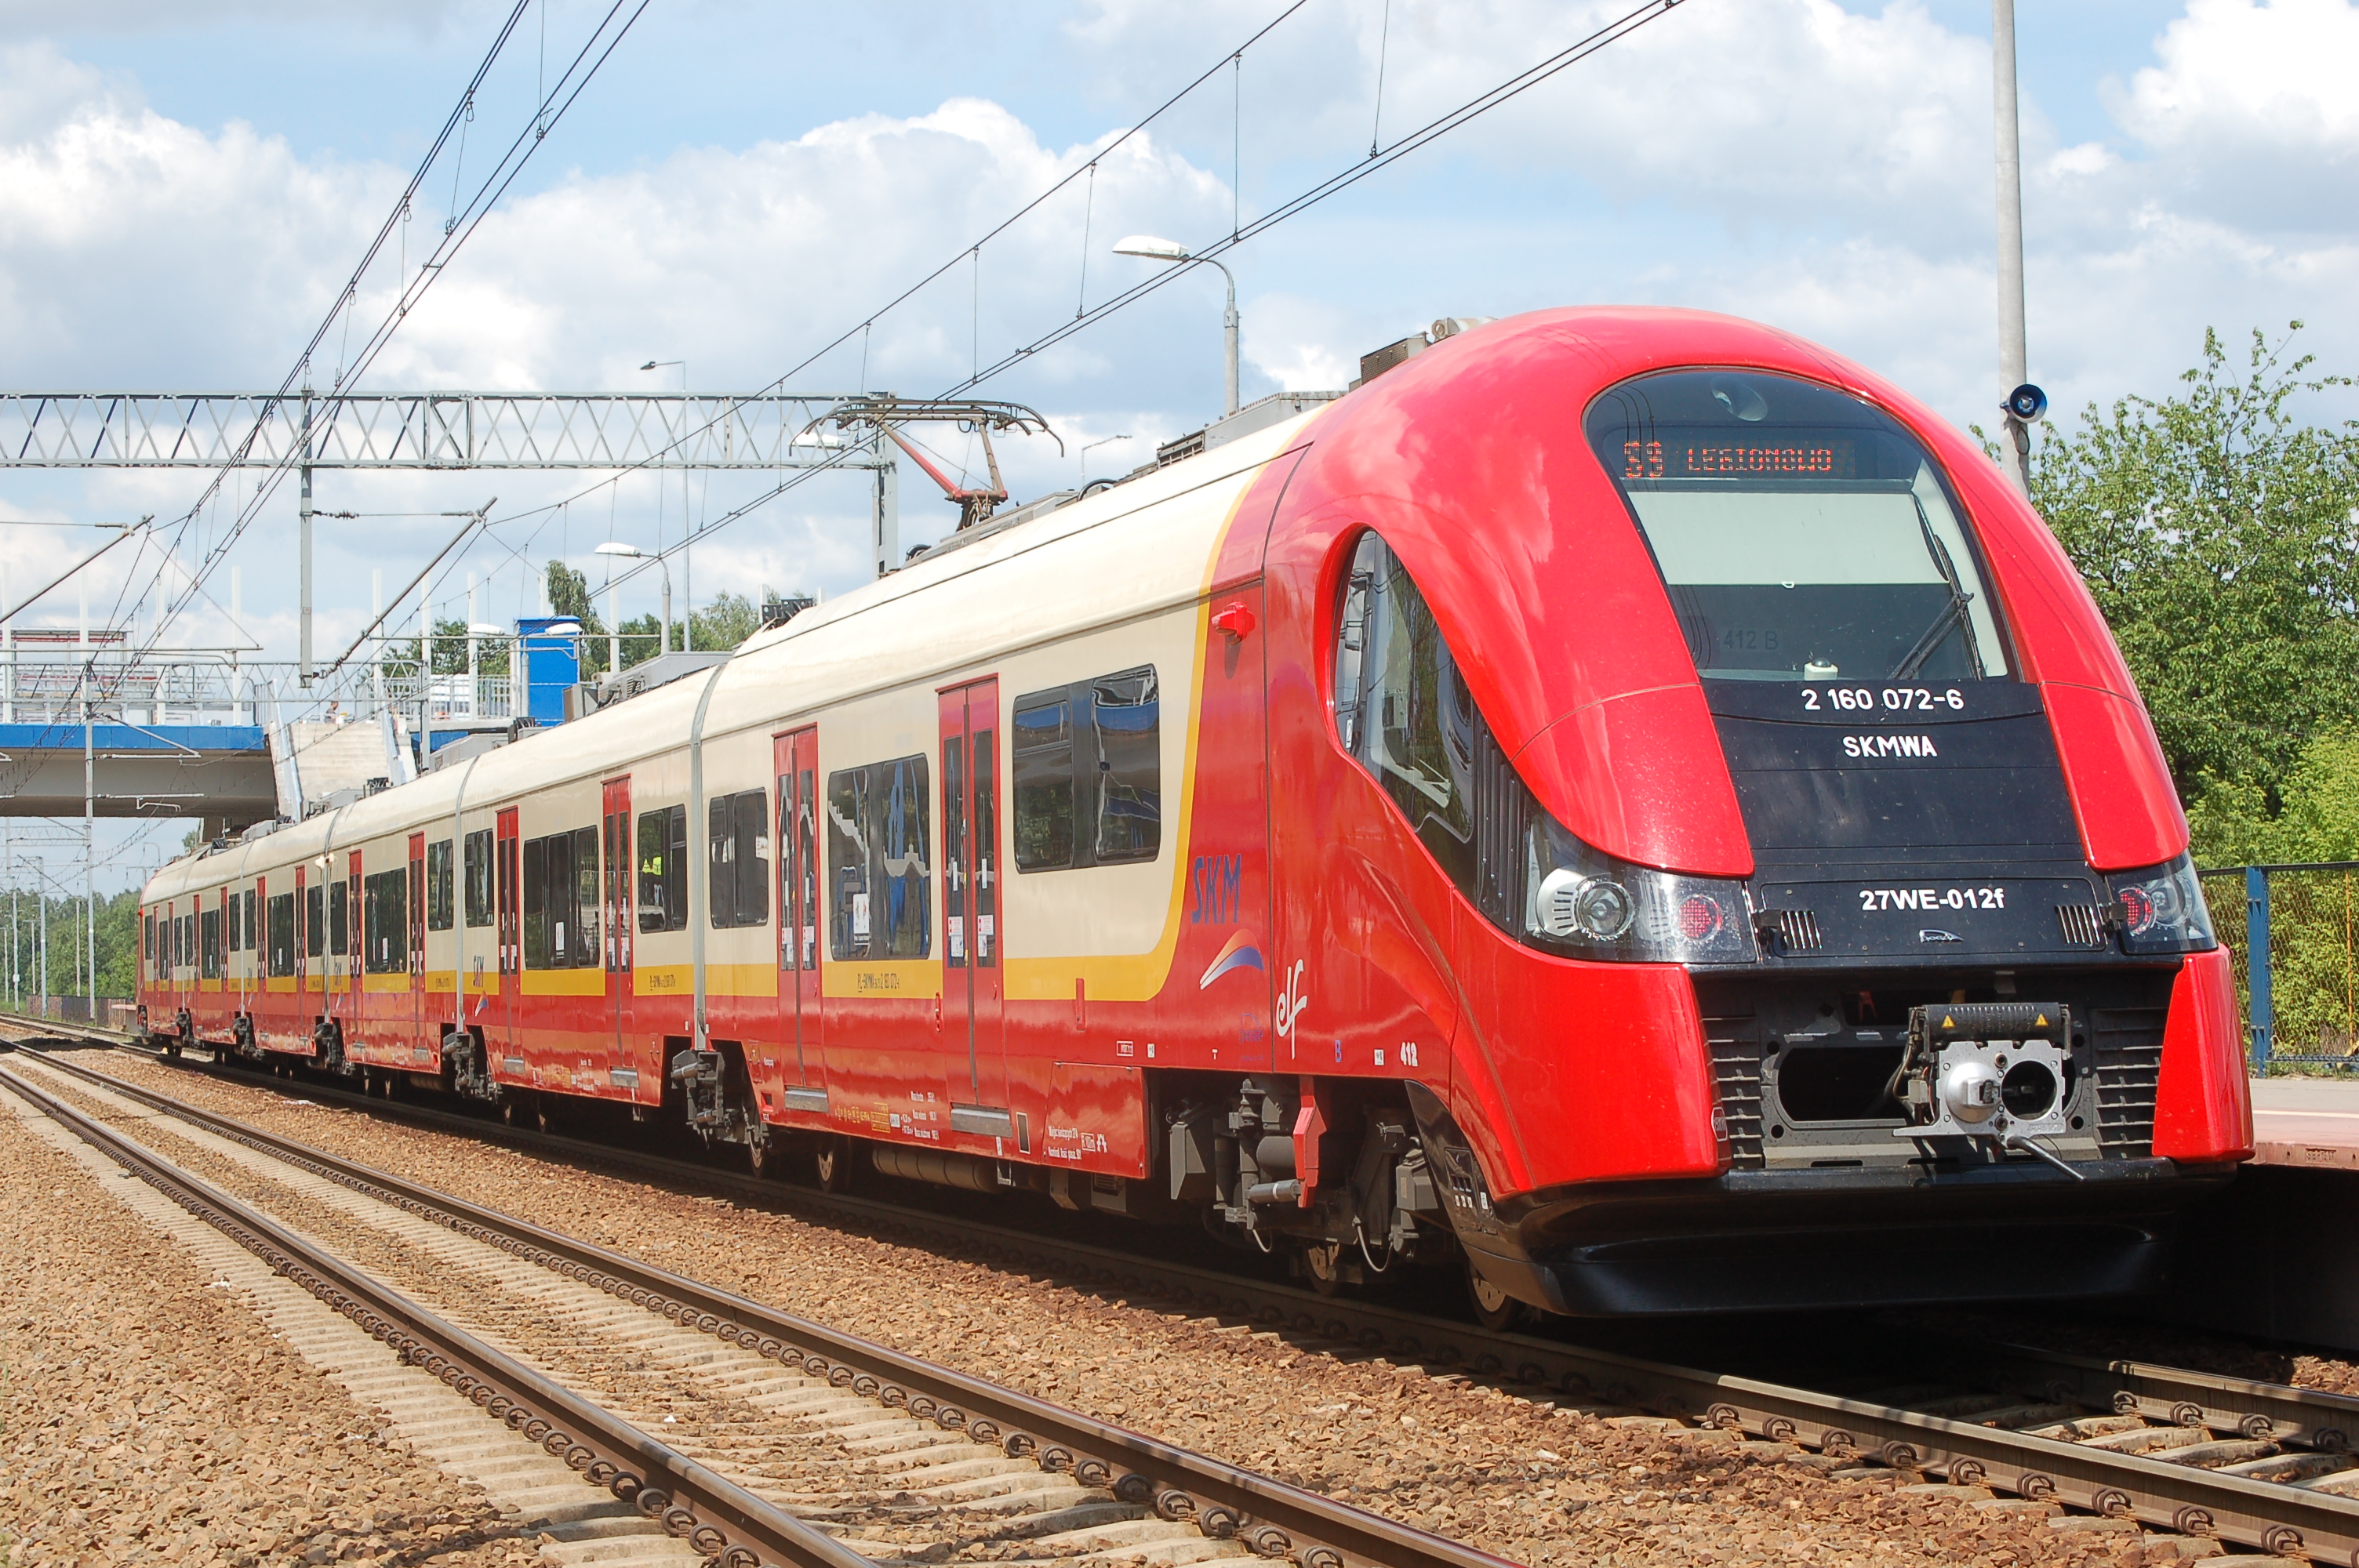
left=516, top=616, right=583, bottom=726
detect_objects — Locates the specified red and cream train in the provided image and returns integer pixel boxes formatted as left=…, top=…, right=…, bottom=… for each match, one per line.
left=139, top=307, right=2253, bottom=1319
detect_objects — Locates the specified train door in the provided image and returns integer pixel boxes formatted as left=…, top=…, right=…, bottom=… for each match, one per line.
left=939, top=679, right=1007, bottom=1123
left=408, top=833, right=427, bottom=1054
left=496, top=808, right=521, bottom=1062
left=347, top=854, right=362, bottom=1053
left=293, top=863, right=307, bottom=1039
left=602, top=777, right=633, bottom=1088
left=773, top=728, right=823, bottom=1104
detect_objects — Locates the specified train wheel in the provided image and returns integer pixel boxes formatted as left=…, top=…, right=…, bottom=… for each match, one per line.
left=1467, top=1262, right=1529, bottom=1332
left=748, top=1131, right=781, bottom=1181
left=500, top=1095, right=529, bottom=1130
left=813, top=1136, right=858, bottom=1195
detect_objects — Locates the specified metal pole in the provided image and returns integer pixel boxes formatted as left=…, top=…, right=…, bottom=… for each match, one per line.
left=660, top=563, right=672, bottom=656
left=467, top=572, right=478, bottom=713
left=1993, top=0, right=2031, bottom=494
left=1223, top=271, right=1240, bottom=418
left=606, top=573, right=620, bottom=677
left=300, top=387, right=314, bottom=685
left=2248, top=866, right=2274, bottom=1072
left=874, top=436, right=899, bottom=579
left=35, top=856, right=45, bottom=1016
left=85, top=696, right=96, bottom=1018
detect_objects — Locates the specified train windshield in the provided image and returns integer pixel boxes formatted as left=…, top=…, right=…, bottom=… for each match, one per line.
left=1586, top=369, right=2010, bottom=682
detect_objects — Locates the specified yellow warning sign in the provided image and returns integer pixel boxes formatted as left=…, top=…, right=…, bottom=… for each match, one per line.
left=2034, top=1013, right=2049, bottom=1027
left=1941, top=1014, right=1955, bottom=1028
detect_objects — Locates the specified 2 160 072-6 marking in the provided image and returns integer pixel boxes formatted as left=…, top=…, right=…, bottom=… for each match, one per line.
left=1859, top=886, right=2008, bottom=913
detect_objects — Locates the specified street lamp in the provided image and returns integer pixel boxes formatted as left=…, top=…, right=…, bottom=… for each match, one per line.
left=639, top=359, right=694, bottom=648
left=1114, top=235, right=1238, bottom=418
left=1081, top=434, right=1131, bottom=486
left=595, top=542, right=670, bottom=664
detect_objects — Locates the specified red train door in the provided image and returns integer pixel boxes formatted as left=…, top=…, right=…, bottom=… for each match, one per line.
left=408, top=833, right=427, bottom=1051
left=939, top=679, right=1006, bottom=1122
left=773, top=728, right=823, bottom=1103
left=347, top=853, right=362, bottom=1047
left=602, top=777, right=633, bottom=1084
left=293, top=863, right=307, bottom=1033
left=496, top=808, right=520, bottom=1059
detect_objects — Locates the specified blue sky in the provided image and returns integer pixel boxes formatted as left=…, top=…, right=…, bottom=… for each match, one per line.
left=3, top=0, right=2357, bottom=887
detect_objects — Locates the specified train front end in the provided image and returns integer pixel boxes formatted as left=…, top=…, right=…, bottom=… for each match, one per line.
left=1279, top=308, right=2252, bottom=1316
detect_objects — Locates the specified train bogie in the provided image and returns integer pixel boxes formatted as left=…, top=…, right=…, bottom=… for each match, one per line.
left=140, top=307, right=2252, bottom=1316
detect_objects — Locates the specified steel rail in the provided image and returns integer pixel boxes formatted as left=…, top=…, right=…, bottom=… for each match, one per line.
left=0, top=1058, right=875, bottom=1568
left=19, top=1018, right=2359, bottom=1563
left=2, top=1039, right=1516, bottom=1568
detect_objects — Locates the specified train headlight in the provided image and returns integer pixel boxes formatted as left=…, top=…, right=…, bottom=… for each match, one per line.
left=1536, top=869, right=1636, bottom=941
left=1524, top=819, right=1757, bottom=964
left=2103, top=853, right=2216, bottom=955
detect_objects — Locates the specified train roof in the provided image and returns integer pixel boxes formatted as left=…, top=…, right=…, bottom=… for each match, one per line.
left=142, top=399, right=1325, bottom=903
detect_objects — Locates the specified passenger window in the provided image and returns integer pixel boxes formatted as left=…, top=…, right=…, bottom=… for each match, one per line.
left=268, top=892, right=296, bottom=977
left=1091, top=667, right=1161, bottom=863
left=427, top=839, right=456, bottom=931
left=242, top=890, right=256, bottom=953
left=636, top=805, right=689, bottom=934
left=827, top=754, right=931, bottom=960
left=519, top=829, right=597, bottom=967
left=707, top=787, right=771, bottom=929
left=329, top=880, right=348, bottom=957
left=364, top=868, right=407, bottom=974
left=1012, top=696, right=1074, bottom=869
left=202, top=908, right=224, bottom=979
left=307, top=885, right=325, bottom=957
left=1011, top=665, right=1161, bottom=870
left=1334, top=532, right=1476, bottom=886
left=463, top=829, right=494, bottom=927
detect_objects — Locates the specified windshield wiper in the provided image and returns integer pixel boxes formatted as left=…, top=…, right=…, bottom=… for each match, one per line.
left=1888, top=496, right=1985, bottom=680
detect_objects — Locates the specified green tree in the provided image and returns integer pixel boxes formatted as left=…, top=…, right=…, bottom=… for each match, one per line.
left=690, top=592, right=758, bottom=652
left=2031, top=324, right=2359, bottom=854
left=545, top=561, right=612, bottom=678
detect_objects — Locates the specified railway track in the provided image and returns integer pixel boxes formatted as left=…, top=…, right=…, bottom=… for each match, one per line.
left=0, top=1040, right=1514, bottom=1568
left=15, top=1013, right=2359, bottom=1563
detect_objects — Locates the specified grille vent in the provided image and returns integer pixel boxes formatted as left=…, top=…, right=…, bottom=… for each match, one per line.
left=1701, top=1008, right=1765, bottom=1171
left=2056, top=904, right=2106, bottom=949
left=1759, top=908, right=1823, bottom=953
left=2089, top=1006, right=2165, bottom=1158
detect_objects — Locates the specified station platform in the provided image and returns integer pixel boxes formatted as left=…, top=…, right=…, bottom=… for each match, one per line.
left=2250, top=1076, right=2359, bottom=1171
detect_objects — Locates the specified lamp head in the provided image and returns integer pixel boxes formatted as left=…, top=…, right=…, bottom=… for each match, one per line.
left=594, top=542, right=643, bottom=559
left=1113, top=234, right=1190, bottom=262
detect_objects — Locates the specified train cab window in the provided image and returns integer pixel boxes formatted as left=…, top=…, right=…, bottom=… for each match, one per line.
left=707, top=788, right=770, bottom=929
left=1012, top=666, right=1161, bottom=870
left=636, top=805, right=689, bottom=934
left=329, top=880, right=349, bottom=958
left=1584, top=369, right=2012, bottom=682
left=463, top=829, right=493, bottom=927
left=1334, top=533, right=1477, bottom=887
left=427, top=838, right=456, bottom=931
left=144, top=911, right=155, bottom=966
left=307, top=885, right=325, bottom=957
left=364, top=868, right=408, bottom=973
left=267, top=892, right=296, bottom=977
left=827, top=755, right=931, bottom=960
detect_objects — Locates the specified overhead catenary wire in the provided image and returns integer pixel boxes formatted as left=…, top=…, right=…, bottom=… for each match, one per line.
left=126, top=0, right=649, bottom=689
left=522, top=0, right=1696, bottom=603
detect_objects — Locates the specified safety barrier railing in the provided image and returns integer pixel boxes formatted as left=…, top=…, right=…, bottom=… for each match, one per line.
left=2200, top=862, right=2359, bottom=1072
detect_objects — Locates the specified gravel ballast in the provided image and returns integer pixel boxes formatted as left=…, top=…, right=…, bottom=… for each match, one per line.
left=69, top=1049, right=2252, bottom=1566
left=0, top=1082, right=542, bottom=1568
